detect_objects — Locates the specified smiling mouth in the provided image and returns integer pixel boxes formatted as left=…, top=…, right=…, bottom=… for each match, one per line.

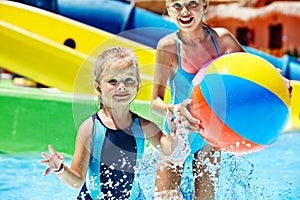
left=179, top=17, right=193, bottom=25
left=114, top=93, right=130, bottom=98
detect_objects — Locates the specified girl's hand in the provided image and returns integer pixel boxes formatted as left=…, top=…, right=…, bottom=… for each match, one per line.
left=168, top=99, right=203, bottom=134
left=180, top=99, right=202, bottom=132
left=166, top=109, right=189, bottom=136
left=283, top=77, right=293, bottom=97
left=276, top=68, right=293, bottom=97
left=166, top=108, right=177, bottom=136
left=40, top=145, right=64, bottom=176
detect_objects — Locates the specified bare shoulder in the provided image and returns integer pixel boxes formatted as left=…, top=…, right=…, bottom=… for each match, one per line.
left=156, top=33, right=178, bottom=65
left=211, top=27, right=245, bottom=53
left=77, top=117, right=94, bottom=142
left=157, top=33, right=177, bottom=51
left=212, top=27, right=235, bottom=38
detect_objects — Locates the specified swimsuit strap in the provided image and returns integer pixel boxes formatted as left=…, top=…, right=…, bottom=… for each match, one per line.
left=129, top=114, right=145, bottom=200
left=206, top=27, right=221, bottom=56
left=175, top=32, right=182, bottom=68
left=87, top=113, right=107, bottom=199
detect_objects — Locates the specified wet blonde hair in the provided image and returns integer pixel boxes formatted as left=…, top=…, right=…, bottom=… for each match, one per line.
left=94, top=46, right=141, bottom=108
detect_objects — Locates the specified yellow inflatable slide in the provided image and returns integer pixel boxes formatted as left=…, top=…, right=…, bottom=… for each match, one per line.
left=0, top=0, right=156, bottom=100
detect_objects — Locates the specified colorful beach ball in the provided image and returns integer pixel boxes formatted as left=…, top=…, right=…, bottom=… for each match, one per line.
left=190, top=52, right=290, bottom=155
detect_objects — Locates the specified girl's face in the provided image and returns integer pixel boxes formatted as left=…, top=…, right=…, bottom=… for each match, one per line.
left=167, top=0, right=205, bottom=31
left=99, top=59, right=139, bottom=109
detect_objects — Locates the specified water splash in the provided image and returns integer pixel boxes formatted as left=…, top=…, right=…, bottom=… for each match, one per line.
left=154, top=189, right=184, bottom=199
left=179, top=149, right=221, bottom=200
left=135, top=146, right=159, bottom=199
left=220, top=155, right=254, bottom=200
left=132, top=133, right=299, bottom=200
left=216, top=154, right=274, bottom=200
left=136, top=120, right=192, bottom=199
left=159, top=118, right=192, bottom=167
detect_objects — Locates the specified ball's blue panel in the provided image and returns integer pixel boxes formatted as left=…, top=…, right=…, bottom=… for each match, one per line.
left=200, top=74, right=289, bottom=145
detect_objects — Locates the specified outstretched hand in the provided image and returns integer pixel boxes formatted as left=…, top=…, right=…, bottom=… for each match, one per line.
left=40, top=145, right=64, bottom=176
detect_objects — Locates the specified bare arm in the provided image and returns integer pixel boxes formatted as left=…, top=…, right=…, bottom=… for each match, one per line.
left=40, top=117, right=93, bottom=189
left=151, top=37, right=178, bottom=117
left=139, top=117, right=173, bottom=156
left=151, top=36, right=202, bottom=132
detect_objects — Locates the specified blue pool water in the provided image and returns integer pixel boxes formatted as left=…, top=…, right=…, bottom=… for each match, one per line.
left=1, top=131, right=299, bottom=200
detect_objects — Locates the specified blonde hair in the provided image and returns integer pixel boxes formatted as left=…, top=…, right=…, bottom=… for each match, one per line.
left=94, top=46, right=141, bottom=108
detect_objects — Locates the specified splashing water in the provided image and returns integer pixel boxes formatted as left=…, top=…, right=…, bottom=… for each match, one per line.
left=179, top=150, right=221, bottom=200
left=216, top=148, right=297, bottom=200
left=216, top=154, right=255, bottom=200
left=0, top=133, right=298, bottom=199
left=160, top=116, right=192, bottom=167
left=135, top=147, right=159, bottom=199
left=137, top=118, right=192, bottom=200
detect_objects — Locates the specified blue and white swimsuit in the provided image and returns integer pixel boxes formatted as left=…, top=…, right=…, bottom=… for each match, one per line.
left=77, top=113, right=145, bottom=200
left=166, top=27, right=221, bottom=154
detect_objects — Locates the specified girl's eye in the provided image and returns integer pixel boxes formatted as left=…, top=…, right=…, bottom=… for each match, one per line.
left=172, top=2, right=182, bottom=9
left=107, top=79, right=118, bottom=85
left=189, top=1, right=198, bottom=8
left=125, top=77, right=135, bottom=84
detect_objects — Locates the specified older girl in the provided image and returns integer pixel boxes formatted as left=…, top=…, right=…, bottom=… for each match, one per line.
left=151, top=0, right=245, bottom=199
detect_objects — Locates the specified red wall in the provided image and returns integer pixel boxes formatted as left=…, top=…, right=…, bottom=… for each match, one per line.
left=207, top=11, right=300, bottom=57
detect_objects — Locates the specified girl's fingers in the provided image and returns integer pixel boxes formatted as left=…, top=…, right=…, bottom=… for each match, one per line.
left=58, top=153, right=64, bottom=160
left=48, top=144, right=56, bottom=155
left=166, top=108, right=177, bottom=134
left=40, top=159, right=49, bottom=164
left=184, top=110, right=201, bottom=124
left=181, top=99, right=192, bottom=107
left=177, top=113, right=194, bottom=131
left=41, top=152, right=50, bottom=159
left=188, top=124, right=203, bottom=133
left=43, top=168, right=51, bottom=176
left=181, top=100, right=201, bottom=125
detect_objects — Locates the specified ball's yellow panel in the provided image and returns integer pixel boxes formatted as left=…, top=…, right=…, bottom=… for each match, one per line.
left=205, top=53, right=290, bottom=107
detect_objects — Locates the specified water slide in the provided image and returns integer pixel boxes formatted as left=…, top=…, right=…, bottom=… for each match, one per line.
left=0, top=0, right=159, bottom=100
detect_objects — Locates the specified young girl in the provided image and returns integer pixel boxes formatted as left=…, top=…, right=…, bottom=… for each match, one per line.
left=40, top=46, right=188, bottom=199
left=151, top=0, right=245, bottom=199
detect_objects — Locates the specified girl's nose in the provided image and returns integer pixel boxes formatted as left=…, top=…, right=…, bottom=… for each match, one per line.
left=181, top=5, right=190, bottom=14
left=117, top=81, right=126, bottom=91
